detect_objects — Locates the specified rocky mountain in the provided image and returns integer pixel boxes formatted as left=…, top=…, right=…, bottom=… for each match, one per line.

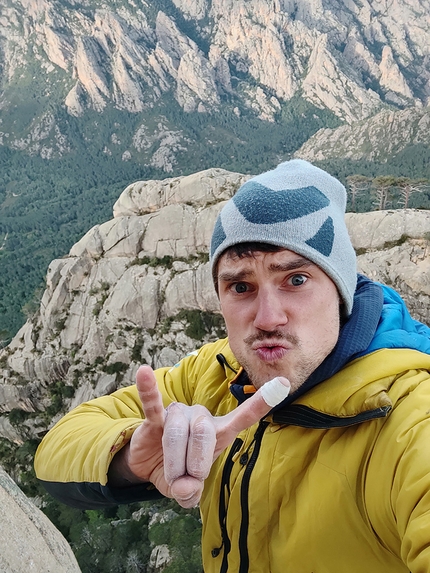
left=1, top=0, right=429, bottom=162
left=1, top=4, right=429, bottom=570
left=0, top=167, right=429, bottom=444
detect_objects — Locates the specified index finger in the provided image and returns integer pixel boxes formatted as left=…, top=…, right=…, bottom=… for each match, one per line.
left=216, top=377, right=291, bottom=437
left=135, top=365, right=165, bottom=428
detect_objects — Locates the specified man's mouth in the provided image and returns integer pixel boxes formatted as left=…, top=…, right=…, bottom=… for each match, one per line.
left=252, top=342, right=291, bottom=362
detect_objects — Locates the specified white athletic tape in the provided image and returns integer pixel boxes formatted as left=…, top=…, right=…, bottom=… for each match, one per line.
left=260, top=377, right=291, bottom=407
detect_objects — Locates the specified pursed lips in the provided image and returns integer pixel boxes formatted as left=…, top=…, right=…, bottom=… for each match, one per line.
left=250, top=340, right=292, bottom=362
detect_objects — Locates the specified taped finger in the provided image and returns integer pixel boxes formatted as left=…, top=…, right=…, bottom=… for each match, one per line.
left=162, top=403, right=189, bottom=485
left=187, top=414, right=216, bottom=480
left=215, top=377, right=291, bottom=438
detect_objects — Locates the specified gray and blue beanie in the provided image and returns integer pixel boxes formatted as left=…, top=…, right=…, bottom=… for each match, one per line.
left=210, top=159, right=357, bottom=316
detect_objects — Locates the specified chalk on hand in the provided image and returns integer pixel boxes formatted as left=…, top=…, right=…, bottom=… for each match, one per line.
left=260, top=377, right=291, bottom=407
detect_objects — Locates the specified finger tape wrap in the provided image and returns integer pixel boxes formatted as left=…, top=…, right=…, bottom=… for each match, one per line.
left=260, top=377, right=290, bottom=407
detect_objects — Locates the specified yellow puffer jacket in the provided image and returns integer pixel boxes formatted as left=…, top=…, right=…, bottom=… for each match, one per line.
left=35, top=338, right=430, bottom=573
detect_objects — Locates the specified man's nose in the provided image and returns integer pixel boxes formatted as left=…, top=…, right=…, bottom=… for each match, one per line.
left=253, top=290, right=288, bottom=331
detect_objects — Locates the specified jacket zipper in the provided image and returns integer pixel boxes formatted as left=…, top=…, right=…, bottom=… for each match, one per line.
left=238, top=420, right=270, bottom=573
left=213, top=420, right=270, bottom=572
left=213, top=437, right=243, bottom=572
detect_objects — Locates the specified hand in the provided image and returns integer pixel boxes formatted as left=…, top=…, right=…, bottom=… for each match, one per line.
left=112, top=365, right=290, bottom=508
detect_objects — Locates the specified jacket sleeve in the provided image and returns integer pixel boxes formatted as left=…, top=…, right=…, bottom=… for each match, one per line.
left=34, top=350, right=208, bottom=509
left=365, top=371, right=430, bottom=572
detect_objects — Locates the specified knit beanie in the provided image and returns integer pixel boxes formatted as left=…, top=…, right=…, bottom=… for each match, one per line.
left=210, top=159, right=357, bottom=316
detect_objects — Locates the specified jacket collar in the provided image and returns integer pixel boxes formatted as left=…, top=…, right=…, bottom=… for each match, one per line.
left=272, top=348, right=430, bottom=427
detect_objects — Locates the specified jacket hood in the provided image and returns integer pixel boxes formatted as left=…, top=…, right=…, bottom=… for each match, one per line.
left=362, top=281, right=430, bottom=356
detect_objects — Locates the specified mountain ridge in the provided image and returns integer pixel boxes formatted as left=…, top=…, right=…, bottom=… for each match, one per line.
left=1, top=0, right=429, bottom=153
left=2, top=0, right=430, bottom=168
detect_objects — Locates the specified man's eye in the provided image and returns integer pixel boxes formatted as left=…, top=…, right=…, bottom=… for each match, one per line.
left=290, top=274, right=307, bottom=286
left=233, top=283, right=248, bottom=293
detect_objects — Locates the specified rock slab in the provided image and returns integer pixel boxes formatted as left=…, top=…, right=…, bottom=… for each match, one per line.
left=0, top=468, right=81, bottom=573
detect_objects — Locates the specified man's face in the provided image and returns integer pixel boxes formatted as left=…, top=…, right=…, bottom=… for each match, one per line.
left=217, top=248, right=341, bottom=392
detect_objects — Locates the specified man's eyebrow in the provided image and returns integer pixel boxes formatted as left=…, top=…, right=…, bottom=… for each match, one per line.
left=217, top=269, right=254, bottom=283
left=217, top=257, right=315, bottom=283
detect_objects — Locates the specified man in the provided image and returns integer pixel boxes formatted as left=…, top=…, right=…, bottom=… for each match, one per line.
left=35, top=160, right=430, bottom=572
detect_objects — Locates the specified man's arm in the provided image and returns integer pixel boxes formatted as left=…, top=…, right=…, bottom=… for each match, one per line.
left=35, top=364, right=290, bottom=509
left=364, top=374, right=430, bottom=571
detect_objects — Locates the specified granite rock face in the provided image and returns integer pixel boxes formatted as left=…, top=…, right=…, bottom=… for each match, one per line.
left=346, top=209, right=430, bottom=324
left=1, top=0, right=428, bottom=125
left=0, top=468, right=81, bottom=573
left=0, top=169, right=429, bottom=442
left=1, top=0, right=429, bottom=167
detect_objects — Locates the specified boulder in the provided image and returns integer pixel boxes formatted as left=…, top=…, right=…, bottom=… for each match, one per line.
left=0, top=468, right=81, bottom=573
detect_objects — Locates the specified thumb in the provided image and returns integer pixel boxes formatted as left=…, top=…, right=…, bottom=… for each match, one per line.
left=214, top=377, right=290, bottom=452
